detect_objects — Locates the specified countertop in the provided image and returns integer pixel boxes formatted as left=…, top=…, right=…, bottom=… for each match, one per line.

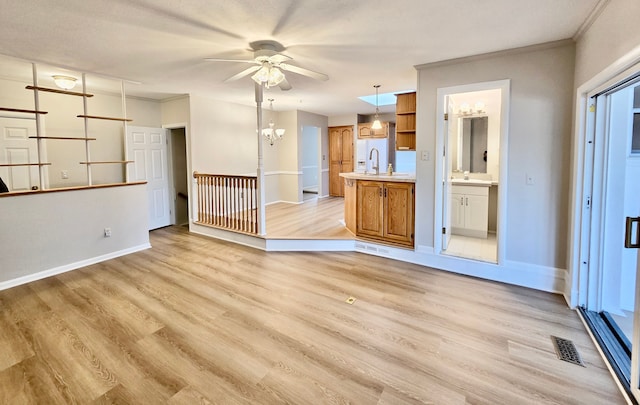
left=450, top=178, right=497, bottom=187
left=340, top=172, right=416, bottom=183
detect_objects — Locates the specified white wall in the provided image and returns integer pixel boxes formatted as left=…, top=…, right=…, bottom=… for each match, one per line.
left=0, top=184, right=150, bottom=289
left=416, top=41, right=576, bottom=271
left=188, top=94, right=257, bottom=175
left=574, top=0, right=640, bottom=88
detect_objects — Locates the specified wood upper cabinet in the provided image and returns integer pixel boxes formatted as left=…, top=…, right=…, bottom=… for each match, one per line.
left=395, top=92, right=416, bottom=151
left=356, top=180, right=414, bottom=246
left=358, top=122, right=389, bottom=139
left=329, top=126, right=354, bottom=197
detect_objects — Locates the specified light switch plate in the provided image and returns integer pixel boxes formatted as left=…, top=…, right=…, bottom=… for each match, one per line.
left=421, top=150, right=430, bottom=161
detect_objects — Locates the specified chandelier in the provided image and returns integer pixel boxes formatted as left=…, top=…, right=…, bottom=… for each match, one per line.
left=262, top=99, right=285, bottom=145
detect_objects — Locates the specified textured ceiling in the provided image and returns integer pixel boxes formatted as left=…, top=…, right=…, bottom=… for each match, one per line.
left=0, top=0, right=602, bottom=116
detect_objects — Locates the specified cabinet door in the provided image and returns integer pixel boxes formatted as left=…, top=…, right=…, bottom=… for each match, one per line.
left=329, top=127, right=343, bottom=196
left=384, top=182, right=414, bottom=244
left=358, top=124, right=372, bottom=139
left=450, top=193, right=465, bottom=229
left=371, top=122, right=388, bottom=138
left=340, top=127, right=353, bottom=174
left=357, top=180, right=384, bottom=238
left=465, top=194, right=489, bottom=233
left=329, top=126, right=353, bottom=197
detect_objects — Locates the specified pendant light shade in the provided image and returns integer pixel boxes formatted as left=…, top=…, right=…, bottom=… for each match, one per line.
left=371, top=84, right=382, bottom=129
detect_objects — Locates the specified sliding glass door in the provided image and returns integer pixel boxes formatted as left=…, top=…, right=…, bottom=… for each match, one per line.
left=582, top=79, right=640, bottom=402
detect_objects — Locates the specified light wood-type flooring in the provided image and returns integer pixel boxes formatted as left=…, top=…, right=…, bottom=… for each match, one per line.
left=0, top=226, right=625, bottom=404
left=265, top=196, right=354, bottom=239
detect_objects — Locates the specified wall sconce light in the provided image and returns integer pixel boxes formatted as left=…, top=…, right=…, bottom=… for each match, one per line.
left=457, top=101, right=487, bottom=116
left=52, top=75, right=77, bottom=90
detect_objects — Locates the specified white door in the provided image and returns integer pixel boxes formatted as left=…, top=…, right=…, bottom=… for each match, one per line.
left=127, top=126, right=171, bottom=230
left=0, top=117, right=41, bottom=191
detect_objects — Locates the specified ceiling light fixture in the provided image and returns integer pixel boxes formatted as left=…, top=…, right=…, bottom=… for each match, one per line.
left=262, top=99, right=285, bottom=145
left=252, top=63, right=285, bottom=89
left=371, top=84, right=382, bottom=130
left=52, top=75, right=77, bottom=90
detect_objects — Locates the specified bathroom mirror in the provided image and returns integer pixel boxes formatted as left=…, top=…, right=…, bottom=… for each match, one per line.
left=453, top=116, right=488, bottom=173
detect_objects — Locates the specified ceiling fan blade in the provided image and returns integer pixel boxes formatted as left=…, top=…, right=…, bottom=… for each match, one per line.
left=204, top=58, right=258, bottom=64
left=278, top=78, right=292, bottom=91
left=279, top=63, right=329, bottom=81
left=268, top=54, right=292, bottom=64
left=224, top=65, right=261, bottom=82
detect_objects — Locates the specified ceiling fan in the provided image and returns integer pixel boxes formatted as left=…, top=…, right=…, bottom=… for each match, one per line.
left=205, top=40, right=329, bottom=91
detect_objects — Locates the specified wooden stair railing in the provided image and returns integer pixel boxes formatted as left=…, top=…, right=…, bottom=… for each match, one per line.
left=193, top=172, right=258, bottom=235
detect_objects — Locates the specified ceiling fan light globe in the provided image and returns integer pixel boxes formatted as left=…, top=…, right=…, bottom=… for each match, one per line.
left=251, top=65, right=271, bottom=84
left=268, top=67, right=285, bottom=86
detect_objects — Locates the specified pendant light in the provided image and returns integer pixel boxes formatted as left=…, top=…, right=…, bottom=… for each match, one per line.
left=262, top=99, right=285, bottom=145
left=371, top=84, right=382, bottom=130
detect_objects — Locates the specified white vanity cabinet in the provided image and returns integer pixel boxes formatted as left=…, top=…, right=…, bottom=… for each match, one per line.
left=451, top=184, right=489, bottom=238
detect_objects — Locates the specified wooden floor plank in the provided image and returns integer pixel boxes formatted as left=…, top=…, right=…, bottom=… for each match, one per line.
left=0, top=226, right=626, bottom=404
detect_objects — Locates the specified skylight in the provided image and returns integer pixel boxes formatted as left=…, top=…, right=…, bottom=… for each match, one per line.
left=359, top=90, right=414, bottom=106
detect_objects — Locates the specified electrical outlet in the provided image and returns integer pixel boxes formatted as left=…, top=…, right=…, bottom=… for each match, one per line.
left=61, top=170, right=69, bottom=179
left=421, top=150, right=430, bottom=161
left=104, top=228, right=112, bottom=237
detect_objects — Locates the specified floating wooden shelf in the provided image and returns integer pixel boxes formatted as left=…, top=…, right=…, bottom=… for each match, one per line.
left=0, top=163, right=51, bottom=167
left=0, top=107, right=48, bottom=115
left=26, top=85, right=94, bottom=97
left=79, top=161, right=134, bottom=165
left=29, top=136, right=97, bottom=141
left=77, top=115, right=132, bottom=122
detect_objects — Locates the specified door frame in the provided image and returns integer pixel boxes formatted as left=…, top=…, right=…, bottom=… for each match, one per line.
left=569, top=50, right=640, bottom=307
left=434, top=79, right=510, bottom=265
left=163, top=122, right=191, bottom=226
left=569, top=48, right=640, bottom=404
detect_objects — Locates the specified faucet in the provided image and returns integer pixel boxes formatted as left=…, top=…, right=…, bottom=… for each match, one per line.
left=369, top=147, right=380, bottom=175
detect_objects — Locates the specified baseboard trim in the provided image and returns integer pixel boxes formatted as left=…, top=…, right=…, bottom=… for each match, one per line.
left=0, top=243, right=151, bottom=292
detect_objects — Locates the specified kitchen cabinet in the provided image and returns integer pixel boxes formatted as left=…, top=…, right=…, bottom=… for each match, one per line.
left=395, top=92, right=416, bottom=150
left=358, top=122, right=392, bottom=139
left=329, top=125, right=354, bottom=197
left=356, top=180, right=414, bottom=246
left=451, top=185, right=489, bottom=238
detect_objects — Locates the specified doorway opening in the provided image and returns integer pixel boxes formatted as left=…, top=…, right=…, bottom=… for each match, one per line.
left=302, top=125, right=321, bottom=201
left=435, top=80, right=510, bottom=265
left=170, top=127, right=189, bottom=226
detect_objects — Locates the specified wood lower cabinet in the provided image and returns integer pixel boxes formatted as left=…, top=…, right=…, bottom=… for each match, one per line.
left=356, top=180, right=414, bottom=247
left=356, top=180, right=385, bottom=238
left=329, top=126, right=354, bottom=197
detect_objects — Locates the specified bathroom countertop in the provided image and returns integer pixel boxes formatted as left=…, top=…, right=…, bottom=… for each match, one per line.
left=340, top=172, right=416, bottom=183
left=450, top=178, right=496, bottom=187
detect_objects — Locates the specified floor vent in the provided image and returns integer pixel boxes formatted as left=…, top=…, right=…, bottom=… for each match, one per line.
left=551, top=336, right=585, bottom=367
